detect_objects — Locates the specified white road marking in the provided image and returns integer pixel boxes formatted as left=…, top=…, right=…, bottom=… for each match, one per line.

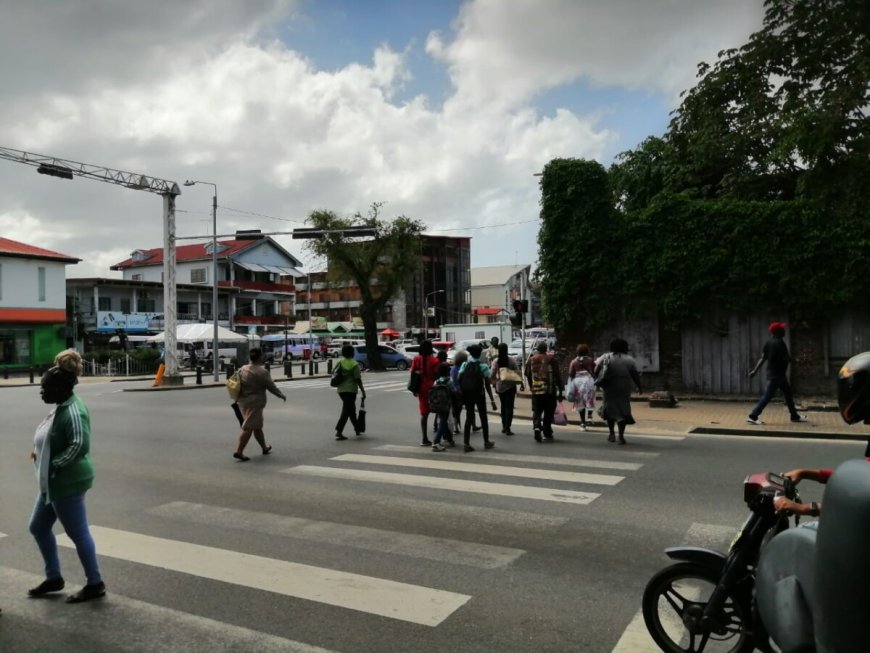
left=148, top=501, right=525, bottom=569
left=610, top=522, right=736, bottom=652
left=330, top=453, right=624, bottom=486
left=0, top=566, right=339, bottom=653
left=57, top=526, right=470, bottom=627
left=0, top=531, right=6, bottom=538
left=285, top=465, right=600, bottom=505
left=376, top=444, right=645, bottom=471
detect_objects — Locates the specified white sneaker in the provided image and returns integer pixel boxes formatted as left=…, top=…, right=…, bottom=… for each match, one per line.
left=580, top=425, right=588, bottom=431
left=432, top=443, right=446, bottom=452
left=746, top=415, right=764, bottom=425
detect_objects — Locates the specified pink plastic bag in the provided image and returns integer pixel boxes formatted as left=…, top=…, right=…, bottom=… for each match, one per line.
left=553, top=401, right=568, bottom=426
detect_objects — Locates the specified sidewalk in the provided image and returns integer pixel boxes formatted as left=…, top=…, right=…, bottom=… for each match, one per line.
left=2, top=371, right=865, bottom=442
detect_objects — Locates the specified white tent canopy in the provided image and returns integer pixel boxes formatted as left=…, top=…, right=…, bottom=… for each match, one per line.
left=147, top=324, right=248, bottom=343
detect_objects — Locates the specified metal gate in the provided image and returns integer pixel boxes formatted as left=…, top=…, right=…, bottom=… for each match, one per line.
left=681, top=312, right=786, bottom=395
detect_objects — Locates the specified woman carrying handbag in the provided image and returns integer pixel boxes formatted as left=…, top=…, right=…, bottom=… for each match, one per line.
left=490, top=343, right=524, bottom=435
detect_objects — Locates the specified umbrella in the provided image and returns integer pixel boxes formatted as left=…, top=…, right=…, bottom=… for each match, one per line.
left=380, top=328, right=400, bottom=339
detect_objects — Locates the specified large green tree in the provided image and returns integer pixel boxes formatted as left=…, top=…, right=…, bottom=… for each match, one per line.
left=665, top=0, right=869, bottom=207
left=305, top=204, right=424, bottom=371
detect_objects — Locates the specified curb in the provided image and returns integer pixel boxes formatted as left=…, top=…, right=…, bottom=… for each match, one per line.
left=689, top=426, right=868, bottom=442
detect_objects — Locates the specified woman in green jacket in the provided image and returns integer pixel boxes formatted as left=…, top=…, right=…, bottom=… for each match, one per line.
left=27, top=349, right=105, bottom=604
left=334, top=344, right=366, bottom=440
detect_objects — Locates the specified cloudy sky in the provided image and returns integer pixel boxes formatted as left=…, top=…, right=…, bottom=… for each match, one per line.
left=0, top=0, right=763, bottom=277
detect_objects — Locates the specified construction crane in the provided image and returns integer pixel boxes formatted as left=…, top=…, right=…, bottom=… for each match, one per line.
left=0, top=146, right=185, bottom=382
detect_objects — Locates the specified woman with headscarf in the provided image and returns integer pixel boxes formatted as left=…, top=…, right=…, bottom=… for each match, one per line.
left=28, top=349, right=105, bottom=603
left=409, top=339, right=440, bottom=446
left=595, top=338, right=642, bottom=445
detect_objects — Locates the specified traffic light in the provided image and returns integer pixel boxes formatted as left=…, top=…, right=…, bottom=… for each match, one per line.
left=512, top=299, right=529, bottom=314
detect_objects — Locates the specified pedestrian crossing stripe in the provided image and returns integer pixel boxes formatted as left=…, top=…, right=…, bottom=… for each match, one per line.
left=148, top=501, right=526, bottom=569
left=0, top=567, right=334, bottom=653
left=0, top=566, right=339, bottom=653
left=375, top=445, right=647, bottom=470
left=0, top=531, right=6, bottom=539
left=330, top=453, right=624, bottom=486
left=285, top=465, right=601, bottom=504
left=57, top=526, right=471, bottom=627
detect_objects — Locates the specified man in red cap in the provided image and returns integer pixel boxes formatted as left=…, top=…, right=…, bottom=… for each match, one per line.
left=746, top=321, right=808, bottom=425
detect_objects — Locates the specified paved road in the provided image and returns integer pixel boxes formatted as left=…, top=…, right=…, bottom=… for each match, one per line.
left=0, top=372, right=863, bottom=652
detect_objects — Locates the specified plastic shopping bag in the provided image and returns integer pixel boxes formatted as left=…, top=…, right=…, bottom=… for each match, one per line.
left=553, top=400, right=568, bottom=426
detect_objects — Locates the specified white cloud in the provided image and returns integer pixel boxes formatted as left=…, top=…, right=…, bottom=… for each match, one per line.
left=0, top=0, right=762, bottom=278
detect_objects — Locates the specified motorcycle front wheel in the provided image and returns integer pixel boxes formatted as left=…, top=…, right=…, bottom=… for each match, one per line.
left=642, top=562, right=753, bottom=653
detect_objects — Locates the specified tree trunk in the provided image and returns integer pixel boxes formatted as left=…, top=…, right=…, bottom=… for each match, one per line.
left=359, top=301, right=383, bottom=371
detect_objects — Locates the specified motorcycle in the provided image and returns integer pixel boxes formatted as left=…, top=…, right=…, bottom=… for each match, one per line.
left=642, top=472, right=801, bottom=653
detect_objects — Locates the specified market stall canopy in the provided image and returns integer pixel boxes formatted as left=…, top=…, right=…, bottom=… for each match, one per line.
left=380, top=328, right=400, bottom=338
left=147, top=324, right=248, bottom=343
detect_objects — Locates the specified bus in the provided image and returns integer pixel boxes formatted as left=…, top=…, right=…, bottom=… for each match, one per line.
left=260, top=334, right=324, bottom=361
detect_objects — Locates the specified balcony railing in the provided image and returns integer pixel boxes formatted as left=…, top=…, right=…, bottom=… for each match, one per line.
left=219, top=280, right=295, bottom=293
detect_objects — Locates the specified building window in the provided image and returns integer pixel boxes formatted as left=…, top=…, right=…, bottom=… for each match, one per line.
left=120, top=298, right=131, bottom=313
left=98, top=297, right=112, bottom=311
left=131, top=273, right=143, bottom=281
left=190, top=268, right=207, bottom=284
left=137, top=295, right=155, bottom=312
left=38, top=267, right=46, bottom=302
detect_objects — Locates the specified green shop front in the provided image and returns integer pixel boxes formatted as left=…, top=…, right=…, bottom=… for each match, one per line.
left=0, top=309, right=68, bottom=369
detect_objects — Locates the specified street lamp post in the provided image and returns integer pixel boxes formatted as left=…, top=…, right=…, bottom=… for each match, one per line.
left=424, top=289, right=445, bottom=339
left=183, top=180, right=220, bottom=382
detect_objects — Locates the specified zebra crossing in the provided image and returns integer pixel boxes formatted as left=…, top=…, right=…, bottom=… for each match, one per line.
left=0, top=436, right=691, bottom=651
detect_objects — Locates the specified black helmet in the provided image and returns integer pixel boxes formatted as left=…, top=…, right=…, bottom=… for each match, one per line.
left=837, top=351, right=870, bottom=424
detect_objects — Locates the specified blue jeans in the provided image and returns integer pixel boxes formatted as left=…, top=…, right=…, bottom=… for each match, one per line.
left=750, top=375, right=800, bottom=420
left=433, top=411, right=451, bottom=445
left=29, top=492, right=102, bottom=585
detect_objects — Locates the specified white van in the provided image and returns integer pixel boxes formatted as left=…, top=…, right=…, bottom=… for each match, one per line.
left=327, top=338, right=365, bottom=358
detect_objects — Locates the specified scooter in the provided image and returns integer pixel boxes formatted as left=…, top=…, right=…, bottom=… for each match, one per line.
left=642, top=472, right=801, bottom=653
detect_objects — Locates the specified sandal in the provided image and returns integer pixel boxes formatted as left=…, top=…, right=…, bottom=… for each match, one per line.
left=262, top=445, right=272, bottom=455
left=233, top=452, right=250, bottom=461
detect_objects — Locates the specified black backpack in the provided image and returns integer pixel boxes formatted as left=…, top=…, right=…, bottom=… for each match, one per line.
left=459, top=360, right=484, bottom=395
left=427, top=383, right=452, bottom=413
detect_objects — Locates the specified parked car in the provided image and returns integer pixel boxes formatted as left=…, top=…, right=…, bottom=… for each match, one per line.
left=507, top=339, right=536, bottom=361
left=353, top=344, right=412, bottom=371
left=397, top=344, right=421, bottom=356
left=327, top=338, right=365, bottom=358
left=444, top=338, right=483, bottom=364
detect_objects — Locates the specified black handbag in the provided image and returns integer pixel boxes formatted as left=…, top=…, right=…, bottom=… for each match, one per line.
left=407, top=370, right=422, bottom=394
left=357, top=398, right=366, bottom=433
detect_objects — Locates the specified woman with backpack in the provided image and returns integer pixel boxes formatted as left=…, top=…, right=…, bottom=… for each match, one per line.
left=409, top=339, right=440, bottom=446
left=457, top=344, right=495, bottom=452
left=333, top=344, right=366, bottom=440
left=490, top=342, right=523, bottom=435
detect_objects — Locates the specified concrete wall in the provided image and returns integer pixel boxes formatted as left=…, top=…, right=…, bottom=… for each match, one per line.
left=0, top=258, right=67, bottom=309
